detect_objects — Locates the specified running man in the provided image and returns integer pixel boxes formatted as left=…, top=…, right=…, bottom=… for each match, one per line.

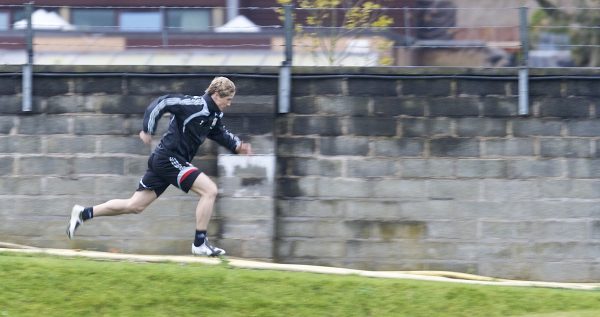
left=66, top=76, right=252, bottom=256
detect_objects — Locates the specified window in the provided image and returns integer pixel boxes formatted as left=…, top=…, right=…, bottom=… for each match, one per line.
left=72, top=9, right=115, bottom=31
left=0, top=12, right=8, bottom=30
left=167, top=9, right=210, bottom=32
left=120, top=11, right=161, bottom=32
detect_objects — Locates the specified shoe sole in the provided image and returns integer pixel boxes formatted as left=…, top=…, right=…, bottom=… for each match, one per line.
left=66, top=205, right=83, bottom=240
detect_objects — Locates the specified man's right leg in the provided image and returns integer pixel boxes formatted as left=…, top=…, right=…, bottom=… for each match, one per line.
left=67, top=189, right=158, bottom=239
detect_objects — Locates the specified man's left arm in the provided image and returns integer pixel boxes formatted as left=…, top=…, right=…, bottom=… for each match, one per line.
left=208, top=122, right=252, bottom=155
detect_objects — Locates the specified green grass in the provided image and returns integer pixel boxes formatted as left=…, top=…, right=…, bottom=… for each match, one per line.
left=1, top=252, right=600, bottom=317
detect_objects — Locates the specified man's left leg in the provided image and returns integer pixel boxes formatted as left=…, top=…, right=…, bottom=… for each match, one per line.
left=189, top=172, right=225, bottom=256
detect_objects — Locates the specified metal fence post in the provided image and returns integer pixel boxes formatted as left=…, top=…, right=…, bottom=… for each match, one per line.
left=278, top=4, right=293, bottom=114
left=518, top=6, right=529, bottom=116
left=22, top=1, right=34, bottom=112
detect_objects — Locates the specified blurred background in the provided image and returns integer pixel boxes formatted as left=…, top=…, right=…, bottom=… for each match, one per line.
left=0, top=0, right=593, bottom=68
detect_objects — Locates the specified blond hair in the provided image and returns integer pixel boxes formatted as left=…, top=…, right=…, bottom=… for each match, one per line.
left=205, top=76, right=236, bottom=97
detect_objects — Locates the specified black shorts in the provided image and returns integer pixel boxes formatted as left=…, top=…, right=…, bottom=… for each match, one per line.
left=137, top=152, right=201, bottom=197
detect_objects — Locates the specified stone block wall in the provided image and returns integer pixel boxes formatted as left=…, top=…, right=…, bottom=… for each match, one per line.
left=1, top=66, right=600, bottom=282
left=276, top=70, right=600, bottom=282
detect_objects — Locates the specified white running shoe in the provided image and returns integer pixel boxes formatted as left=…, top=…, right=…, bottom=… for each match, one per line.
left=66, top=205, right=84, bottom=239
left=191, top=239, right=226, bottom=257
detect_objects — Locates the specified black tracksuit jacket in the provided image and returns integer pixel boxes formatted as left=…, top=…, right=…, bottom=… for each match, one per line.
left=142, top=93, right=241, bottom=162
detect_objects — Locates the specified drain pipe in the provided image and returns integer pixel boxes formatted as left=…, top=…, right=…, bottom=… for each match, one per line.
left=226, top=0, right=239, bottom=21
left=278, top=4, right=293, bottom=114
left=518, top=6, right=529, bottom=116
left=22, top=1, right=33, bottom=112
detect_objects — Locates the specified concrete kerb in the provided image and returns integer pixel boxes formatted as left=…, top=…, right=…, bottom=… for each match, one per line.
left=1, top=242, right=598, bottom=291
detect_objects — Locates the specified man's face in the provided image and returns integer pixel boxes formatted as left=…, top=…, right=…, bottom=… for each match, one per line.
left=211, top=92, right=235, bottom=111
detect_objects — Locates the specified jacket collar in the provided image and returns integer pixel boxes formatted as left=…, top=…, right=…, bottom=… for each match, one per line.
left=203, top=93, right=220, bottom=113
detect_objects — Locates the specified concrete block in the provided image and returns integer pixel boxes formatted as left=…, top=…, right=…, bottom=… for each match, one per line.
left=342, top=200, right=414, bottom=220
left=45, top=95, right=91, bottom=114
left=47, top=136, right=96, bottom=154
left=456, top=118, right=507, bottom=137
left=567, top=120, right=600, bottom=137
left=317, top=178, right=373, bottom=198
left=426, top=220, right=478, bottom=239
left=73, top=77, right=123, bottom=94
left=429, top=97, right=479, bottom=117
left=401, top=118, right=452, bottom=137
left=44, top=176, right=96, bottom=195
left=18, top=156, right=71, bottom=175
left=73, top=157, right=125, bottom=175
left=534, top=221, right=589, bottom=241
left=74, top=115, right=128, bottom=135
left=320, top=137, right=369, bottom=156
left=477, top=261, right=538, bottom=281
left=507, top=159, right=563, bottom=178
left=277, top=199, right=344, bottom=218
left=0, top=77, right=19, bottom=95
left=400, top=159, right=454, bottom=178
left=567, top=159, right=600, bottom=178
left=479, top=220, right=535, bottom=241
left=222, top=220, right=274, bottom=239
left=455, top=159, right=507, bottom=178
left=278, top=219, right=344, bottom=238
left=277, top=137, right=316, bottom=156
left=538, top=261, right=592, bottom=282
left=125, top=157, right=149, bottom=176
left=233, top=78, right=277, bottom=95
left=457, top=79, right=508, bottom=96
left=345, top=240, right=417, bottom=259
left=33, top=77, right=69, bottom=96
left=428, top=179, right=480, bottom=200
left=292, top=116, right=343, bottom=136
left=217, top=197, right=274, bottom=219
left=0, top=96, right=22, bottom=114
left=373, top=139, right=424, bottom=157
left=483, top=139, right=535, bottom=157
left=370, top=179, right=428, bottom=199
left=238, top=239, right=273, bottom=259
left=566, top=79, right=600, bottom=97
left=344, top=220, right=427, bottom=240
left=292, top=240, right=346, bottom=258
left=537, top=97, right=591, bottom=118
left=402, top=79, right=451, bottom=96
left=0, top=136, right=41, bottom=153
left=373, top=97, right=426, bottom=117
left=512, top=119, right=562, bottom=137
left=315, top=96, right=370, bottom=115
left=94, top=176, right=140, bottom=195
left=592, top=221, right=600, bottom=240
left=0, top=176, right=41, bottom=195
left=348, top=78, right=397, bottom=96
left=290, top=96, right=318, bottom=114
left=225, top=95, right=275, bottom=114
left=347, top=159, right=397, bottom=177
left=346, top=117, right=397, bottom=136
left=481, top=179, right=538, bottom=201
left=540, top=138, right=591, bottom=158
left=530, top=79, right=562, bottom=96
left=481, top=96, right=518, bottom=117
left=97, top=136, right=151, bottom=155
left=430, top=138, right=480, bottom=157
left=278, top=177, right=319, bottom=197
left=0, top=157, right=13, bottom=175
left=292, top=78, right=343, bottom=96
left=98, top=95, right=149, bottom=115
left=281, top=157, right=343, bottom=177
left=19, top=116, right=70, bottom=134
left=0, top=116, right=15, bottom=134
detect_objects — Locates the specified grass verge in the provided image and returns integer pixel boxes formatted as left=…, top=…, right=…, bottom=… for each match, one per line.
left=1, top=251, right=600, bottom=317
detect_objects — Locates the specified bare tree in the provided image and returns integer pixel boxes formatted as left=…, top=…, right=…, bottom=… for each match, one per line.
left=276, top=0, right=395, bottom=66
